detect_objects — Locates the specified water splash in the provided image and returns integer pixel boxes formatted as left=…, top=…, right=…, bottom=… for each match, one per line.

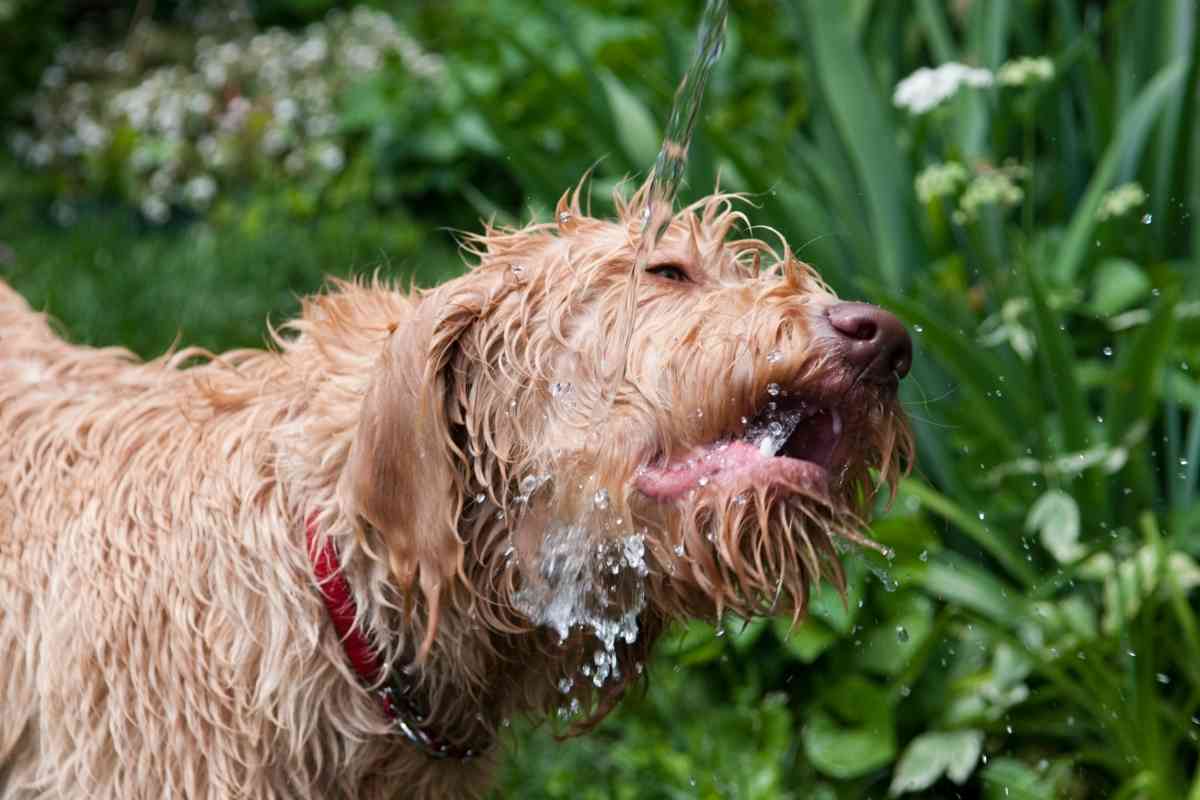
left=745, top=406, right=806, bottom=458
left=514, top=523, right=649, bottom=687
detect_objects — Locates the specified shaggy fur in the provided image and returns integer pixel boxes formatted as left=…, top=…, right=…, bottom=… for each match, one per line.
left=0, top=180, right=910, bottom=799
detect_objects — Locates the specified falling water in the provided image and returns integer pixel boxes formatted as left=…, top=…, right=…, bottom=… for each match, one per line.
left=523, top=3, right=729, bottom=691
left=602, top=0, right=728, bottom=394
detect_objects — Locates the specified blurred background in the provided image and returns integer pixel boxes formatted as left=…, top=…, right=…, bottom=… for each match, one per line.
left=1, top=1, right=1198, bottom=797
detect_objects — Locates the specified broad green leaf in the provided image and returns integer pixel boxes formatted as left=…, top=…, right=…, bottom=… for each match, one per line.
left=889, top=730, right=984, bottom=795
left=728, top=616, right=769, bottom=654
left=981, top=758, right=1058, bottom=800
left=810, top=559, right=866, bottom=635
left=773, top=617, right=837, bottom=663
left=919, top=554, right=1027, bottom=628
left=823, top=675, right=894, bottom=725
left=802, top=708, right=897, bottom=780
left=860, top=591, right=935, bottom=677
left=1088, top=258, right=1151, bottom=316
left=1026, top=490, right=1084, bottom=564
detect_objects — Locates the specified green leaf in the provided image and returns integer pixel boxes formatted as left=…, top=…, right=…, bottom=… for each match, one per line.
left=1051, top=60, right=1187, bottom=283
left=919, top=553, right=1027, bottom=628
left=809, top=558, right=865, bottom=635
left=1088, top=258, right=1152, bottom=316
left=773, top=617, right=837, bottom=663
left=1105, top=285, right=1181, bottom=441
left=981, top=758, right=1058, bottom=800
left=1026, top=490, right=1084, bottom=564
left=797, top=0, right=924, bottom=289
left=901, top=478, right=1038, bottom=586
left=823, top=675, right=894, bottom=725
left=803, top=702, right=897, bottom=780
left=859, top=591, right=935, bottom=677
left=598, top=70, right=660, bottom=169
left=889, top=730, right=984, bottom=795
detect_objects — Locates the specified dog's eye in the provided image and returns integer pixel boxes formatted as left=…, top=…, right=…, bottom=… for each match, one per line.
left=646, top=264, right=692, bottom=283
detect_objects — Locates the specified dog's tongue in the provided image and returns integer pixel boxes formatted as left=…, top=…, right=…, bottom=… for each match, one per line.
left=635, top=439, right=826, bottom=501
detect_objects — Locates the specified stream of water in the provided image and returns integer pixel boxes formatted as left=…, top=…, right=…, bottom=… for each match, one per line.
left=602, top=0, right=728, bottom=395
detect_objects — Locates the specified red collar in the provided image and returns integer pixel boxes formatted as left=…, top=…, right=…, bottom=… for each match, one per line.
left=305, top=514, right=487, bottom=760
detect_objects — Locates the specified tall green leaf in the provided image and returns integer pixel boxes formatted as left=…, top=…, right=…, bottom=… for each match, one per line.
left=795, top=0, right=925, bottom=290
left=1050, top=60, right=1187, bottom=283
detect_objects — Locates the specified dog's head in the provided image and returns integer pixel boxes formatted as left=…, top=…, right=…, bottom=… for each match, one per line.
left=341, top=178, right=912, bottom=682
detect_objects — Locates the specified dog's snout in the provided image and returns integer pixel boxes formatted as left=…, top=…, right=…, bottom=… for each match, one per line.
left=826, top=302, right=912, bottom=382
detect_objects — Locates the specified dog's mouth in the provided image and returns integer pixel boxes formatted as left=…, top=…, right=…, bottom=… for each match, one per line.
left=635, top=394, right=845, bottom=502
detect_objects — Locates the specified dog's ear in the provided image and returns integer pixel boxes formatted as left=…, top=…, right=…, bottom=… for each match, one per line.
left=340, top=290, right=482, bottom=660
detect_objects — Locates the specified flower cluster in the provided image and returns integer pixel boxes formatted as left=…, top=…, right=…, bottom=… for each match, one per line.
left=894, top=56, right=1056, bottom=114
left=1096, top=182, right=1148, bottom=221
left=9, top=4, right=442, bottom=224
left=996, top=57, right=1055, bottom=87
left=914, top=161, right=1027, bottom=223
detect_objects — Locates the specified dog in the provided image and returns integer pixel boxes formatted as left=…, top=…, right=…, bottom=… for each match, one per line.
left=0, top=180, right=912, bottom=799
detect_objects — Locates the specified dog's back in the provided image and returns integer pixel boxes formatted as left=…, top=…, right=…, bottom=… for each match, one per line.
left=0, top=279, right=55, bottom=791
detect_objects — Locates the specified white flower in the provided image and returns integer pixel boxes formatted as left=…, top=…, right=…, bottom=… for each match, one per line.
left=75, top=116, right=108, bottom=151
left=315, top=142, right=344, bottom=172
left=141, top=195, right=170, bottom=224
left=188, top=92, right=214, bottom=115
left=894, top=63, right=994, bottom=114
left=997, top=57, right=1055, bottom=87
left=1097, top=182, right=1147, bottom=221
left=260, top=126, right=289, bottom=156
left=273, top=97, right=299, bottom=124
left=183, top=174, right=218, bottom=207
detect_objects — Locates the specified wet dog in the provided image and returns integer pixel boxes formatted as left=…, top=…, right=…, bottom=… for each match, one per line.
left=0, top=180, right=911, bottom=799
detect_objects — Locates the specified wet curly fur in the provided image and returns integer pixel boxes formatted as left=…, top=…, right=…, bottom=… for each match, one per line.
left=0, top=179, right=910, bottom=799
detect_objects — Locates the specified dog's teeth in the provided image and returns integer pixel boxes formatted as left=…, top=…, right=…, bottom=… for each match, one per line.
left=832, top=410, right=843, bottom=437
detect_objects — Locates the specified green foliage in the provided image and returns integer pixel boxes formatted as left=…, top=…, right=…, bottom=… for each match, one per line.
left=1, top=0, right=1199, bottom=797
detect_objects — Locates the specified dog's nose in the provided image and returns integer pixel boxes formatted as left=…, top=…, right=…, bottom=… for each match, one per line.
left=826, top=302, right=912, bottom=382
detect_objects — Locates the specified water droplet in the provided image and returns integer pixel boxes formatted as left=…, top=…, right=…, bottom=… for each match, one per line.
left=978, top=511, right=986, bottom=521
left=593, top=489, right=610, bottom=510
left=475, top=493, right=486, bottom=504
left=895, top=625, right=909, bottom=643
left=899, top=685, right=911, bottom=698
left=1102, top=346, right=1113, bottom=357
left=520, top=475, right=541, bottom=494
left=766, top=349, right=783, bottom=364
left=673, top=543, right=685, bottom=557
left=918, top=549, right=929, bottom=562
left=1141, top=213, right=1152, bottom=224
left=766, top=382, right=781, bottom=397
left=1156, top=672, right=1170, bottom=684
left=558, top=676, right=574, bottom=693
left=697, top=476, right=710, bottom=486
left=510, top=263, right=525, bottom=279
left=913, top=324, right=924, bottom=333
left=558, top=211, right=572, bottom=224
left=550, top=381, right=573, bottom=398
